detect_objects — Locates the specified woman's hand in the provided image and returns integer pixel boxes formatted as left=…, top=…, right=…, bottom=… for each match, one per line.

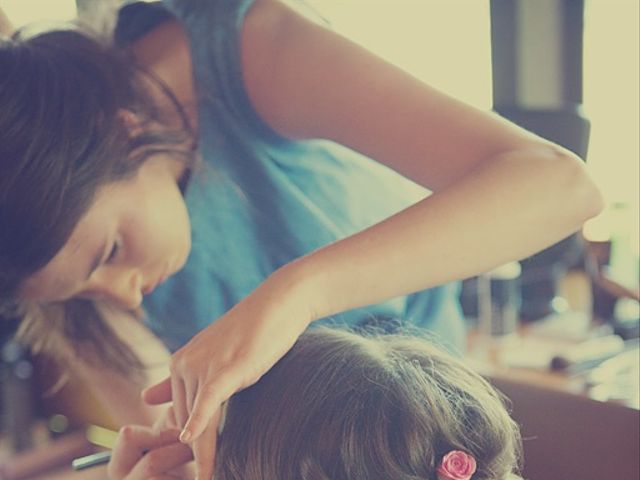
left=107, top=425, right=193, bottom=480
left=107, top=406, right=195, bottom=479
left=142, top=265, right=316, bottom=480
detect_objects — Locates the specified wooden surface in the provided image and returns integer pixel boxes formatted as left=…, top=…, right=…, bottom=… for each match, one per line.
left=27, top=464, right=108, bottom=480
left=492, top=375, right=639, bottom=480
left=0, top=431, right=106, bottom=480
left=466, top=324, right=639, bottom=408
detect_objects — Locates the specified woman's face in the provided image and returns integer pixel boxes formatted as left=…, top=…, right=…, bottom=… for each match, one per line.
left=20, top=156, right=191, bottom=310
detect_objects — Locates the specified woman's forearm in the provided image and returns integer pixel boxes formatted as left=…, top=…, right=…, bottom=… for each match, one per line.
left=287, top=146, right=603, bottom=322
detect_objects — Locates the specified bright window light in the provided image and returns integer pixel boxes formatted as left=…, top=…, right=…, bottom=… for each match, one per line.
left=583, top=0, right=639, bottom=288
left=2, top=0, right=76, bottom=28
left=306, top=0, right=493, bottom=109
left=583, top=0, right=639, bottom=206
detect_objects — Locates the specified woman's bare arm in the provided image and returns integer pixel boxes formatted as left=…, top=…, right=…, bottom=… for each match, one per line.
left=240, top=0, right=604, bottom=317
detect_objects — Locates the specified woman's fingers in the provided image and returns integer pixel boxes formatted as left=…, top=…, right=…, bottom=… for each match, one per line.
left=143, top=374, right=189, bottom=430
left=142, top=377, right=172, bottom=405
left=191, top=417, right=219, bottom=480
left=171, top=375, right=188, bottom=429
left=158, top=405, right=180, bottom=431
left=128, top=441, right=193, bottom=480
left=108, top=426, right=181, bottom=479
left=184, top=378, right=197, bottom=418
left=181, top=370, right=236, bottom=442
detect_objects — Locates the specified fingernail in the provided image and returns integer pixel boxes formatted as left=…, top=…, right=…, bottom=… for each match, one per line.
left=180, top=429, right=191, bottom=443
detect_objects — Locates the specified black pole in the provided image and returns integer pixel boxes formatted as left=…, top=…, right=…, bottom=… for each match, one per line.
left=490, top=0, right=589, bottom=321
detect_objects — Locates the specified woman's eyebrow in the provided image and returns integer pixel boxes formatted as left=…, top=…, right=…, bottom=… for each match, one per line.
left=85, top=239, right=109, bottom=280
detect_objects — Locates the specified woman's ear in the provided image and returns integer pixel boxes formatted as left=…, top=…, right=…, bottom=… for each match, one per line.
left=117, top=109, right=145, bottom=137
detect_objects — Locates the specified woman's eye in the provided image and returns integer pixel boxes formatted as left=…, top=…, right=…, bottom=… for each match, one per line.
left=106, top=240, right=121, bottom=263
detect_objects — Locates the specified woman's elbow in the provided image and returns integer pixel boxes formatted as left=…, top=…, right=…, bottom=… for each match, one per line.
left=551, top=148, right=605, bottom=224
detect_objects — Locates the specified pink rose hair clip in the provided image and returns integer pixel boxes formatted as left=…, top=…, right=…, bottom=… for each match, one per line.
left=436, top=450, right=477, bottom=480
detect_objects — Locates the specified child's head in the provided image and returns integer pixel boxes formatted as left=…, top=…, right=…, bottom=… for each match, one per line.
left=216, top=327, right=522, bottom=480
left=0, top=27, right=192, bottom=307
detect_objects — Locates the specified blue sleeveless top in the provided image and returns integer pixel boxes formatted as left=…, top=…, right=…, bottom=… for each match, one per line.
left=141, top=0, right=466, bottom=352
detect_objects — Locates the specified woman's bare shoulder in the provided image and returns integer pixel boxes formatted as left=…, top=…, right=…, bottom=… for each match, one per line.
left=128, top=18, right=198, bottom=125
left=129, top=18, right=190, bottom=80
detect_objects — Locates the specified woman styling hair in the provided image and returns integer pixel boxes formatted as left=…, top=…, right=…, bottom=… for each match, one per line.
left=1, top=1, right=602, bottom=478
left=110, top=326, right=523, bottom=480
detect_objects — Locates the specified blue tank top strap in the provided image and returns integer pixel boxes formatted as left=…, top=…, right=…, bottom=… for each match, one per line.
left=163, top=0, right=283, bottom=144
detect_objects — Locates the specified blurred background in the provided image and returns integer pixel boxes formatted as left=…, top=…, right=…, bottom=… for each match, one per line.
left=0, top=1, right=638, bottom=479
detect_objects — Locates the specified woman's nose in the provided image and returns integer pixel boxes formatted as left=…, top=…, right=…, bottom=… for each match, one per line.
left=89, top=268, right=143, bottom=310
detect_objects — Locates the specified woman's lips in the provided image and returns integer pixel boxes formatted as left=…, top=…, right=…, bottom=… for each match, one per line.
left=142, top=282, right=156, bottom=296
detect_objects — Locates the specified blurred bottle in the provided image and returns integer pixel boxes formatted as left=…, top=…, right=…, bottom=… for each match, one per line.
left=607, top=202, right=639, bottom=296
left=478, top=261, right=522, bottom=338
left=1, top=317, right=38, bottom=453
